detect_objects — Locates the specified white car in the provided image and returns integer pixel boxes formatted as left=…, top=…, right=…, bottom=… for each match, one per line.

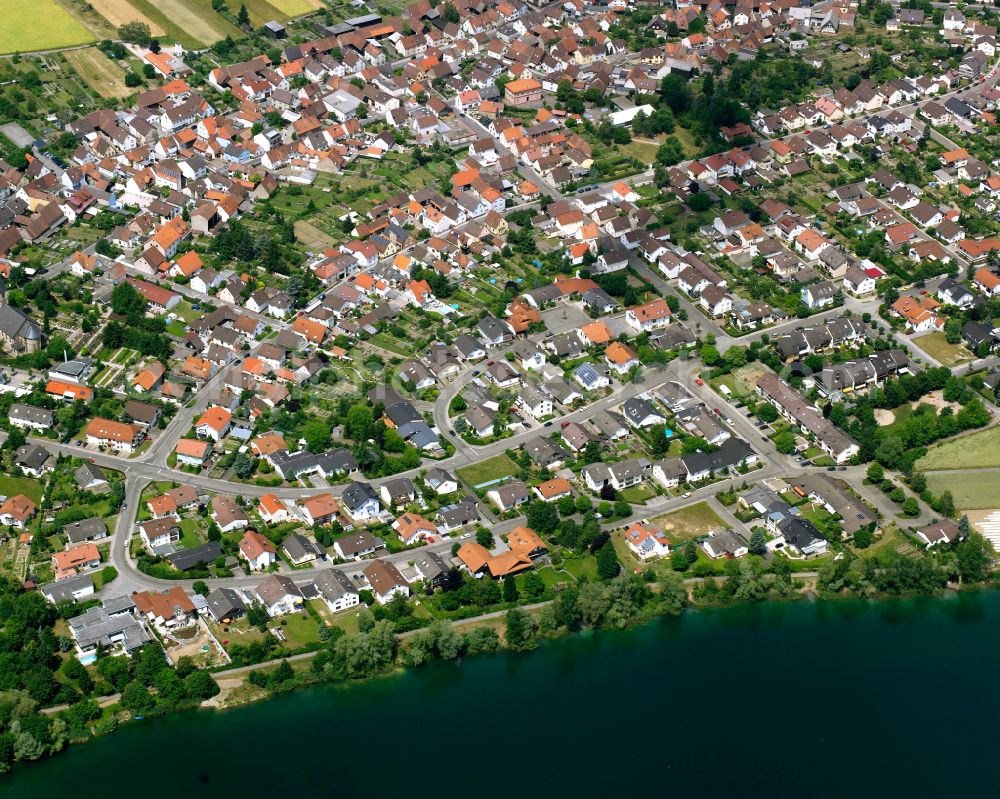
left=682, top=491, right=692, bottom=499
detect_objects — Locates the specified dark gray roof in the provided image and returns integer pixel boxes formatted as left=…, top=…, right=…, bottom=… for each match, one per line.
left=64, top=517, right=108, bottom=545
left=313, top=569, right=358, bottom=602
left=206, top=587, right=247, bottom=621
left=167, top=541, right=223, bottom=571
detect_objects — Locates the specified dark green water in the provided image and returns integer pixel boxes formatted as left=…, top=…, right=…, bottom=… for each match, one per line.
left=5, top=592, right=999, bottom=798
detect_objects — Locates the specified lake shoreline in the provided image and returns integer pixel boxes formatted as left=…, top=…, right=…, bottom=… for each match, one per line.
left=6, top=585, right=1000, bottom=797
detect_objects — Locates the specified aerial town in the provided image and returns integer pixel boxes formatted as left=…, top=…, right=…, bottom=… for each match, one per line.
left=0, top=0, right=999, bottom=773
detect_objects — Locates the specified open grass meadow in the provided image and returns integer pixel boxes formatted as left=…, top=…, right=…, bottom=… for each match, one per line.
left=0, top=475, right=44, bottom=504
left=456, top=454, right=520, bottom=488
left=0, top=0, right=95, bottom=54
left=63, top=46, right=131, bottom=98
left=916, top=427, right=1000, bottom=471
left=649, top=501, right=726, bottom=542
left=926, top=470, right=1000, bottom=511
left=911, top=331, right=972, bottom=368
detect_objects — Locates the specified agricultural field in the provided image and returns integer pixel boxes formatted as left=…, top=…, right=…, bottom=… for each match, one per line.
left=227, top=0, right=318, bottom=25
left=88, top=0, right=165, bottom=35
left=0, top=0, right=95, bottom=54
left=268, top=0, right=324, bottom=14
left=916, top=427, right=1000, bottom=472
left=63, top=47, right=130, bottom=99
left=102, top=0, right=242, bottom=49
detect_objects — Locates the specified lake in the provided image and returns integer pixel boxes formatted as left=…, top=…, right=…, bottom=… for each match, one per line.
left=5, top=591, right=999, bottom=798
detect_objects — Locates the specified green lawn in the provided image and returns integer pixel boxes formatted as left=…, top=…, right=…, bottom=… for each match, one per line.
left=273, top=610, right=322, bottom=649
left=312, top=602, right=361, bottom=636
left=916, top=427, right=1000, bottom=471
left=177, top=517, right=204, bottom=549
left=530, top=566, right=573, bottom=589
left=619, top=139, right=660, bottom=164
left=0, top=476, right=44, bottom=504
left=911, top=332, right=972, bottom=367
left=562, top=552, right=598, bottom=580
left=649, top=501, right=725, bottom=542
left=926, top=470, right=1000, bottom=511
left=457, top=454, right=519, bottom=488
left=210, top=618, right=266, bottom=650
left=620, top=484, right=657, bottom=504
left=165, top=320, right=187, bottom=337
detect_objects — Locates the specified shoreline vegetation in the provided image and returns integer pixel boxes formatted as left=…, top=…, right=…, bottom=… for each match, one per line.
left=3, top=530, right=996, bottom=775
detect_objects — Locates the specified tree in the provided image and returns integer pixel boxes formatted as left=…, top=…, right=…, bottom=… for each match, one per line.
left=937, top=490, right=955, bottom=518
left=503, top=608, right=534, bottom=650
left=237, top=4, right=250, bottom=26
left=124, top=71, right=142, bottom=88
left=854, top=528, right=873, bottom=548
left=956, top=533, right=994, bottom=583
left=700, top=344, right=721, bottom=366
left=773, top=430, right=796, bottom=454
left=475, top=528, right=494, bottom=548
left=866, top=462, right=884, bottom=483
left=111, top=282, right=146, bottom=317
left=731, top=558, right=769, bottom=601
left=118, top=21, right=152, bottom=44
left=302, top=419, right=330, bottom=453
left=503, top=575, right=518, bottom=603
left=901, top=497, right=919, bottom=517
left=134, top=644, right=168, bottom=686
left=595, top=540, right=620, bottom=580
left=120, top=681, right=154, bottom=713
left=748, top=529, right=767, bottom=556
left=192, top=580, right=209, bottom=596
left=233, top=451, right=256, bottom=479
left=524, top=501, right=559, bottom=535
left=756, top=404, right=778, bottom=423
left=875, top=436, right=904, bottom=468
left=557, top=495, right=576, bottom=516
left=522, top=571, right=545, bottom=599
left=96, top=656, right=131, bottom=691
left=46, top=335, right=73, bottom=362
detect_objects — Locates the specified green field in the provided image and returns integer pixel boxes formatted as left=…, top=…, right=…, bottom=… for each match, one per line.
left=0, top=476, right=44, bottom=504
left=457, top=454, right=519, bottom=488
left=649, top=501, right=726, bottom=542
left=926, top=470, right=1000, bottom=511
left=126, top=0, right=242, bottom=48
left=911, top=332, right=972, bottom=368
left=63, top=46, right=130, bottom=99
left=916, top=427, right=1000, bottom=471
left=0, top=0, right=95, bottom=54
